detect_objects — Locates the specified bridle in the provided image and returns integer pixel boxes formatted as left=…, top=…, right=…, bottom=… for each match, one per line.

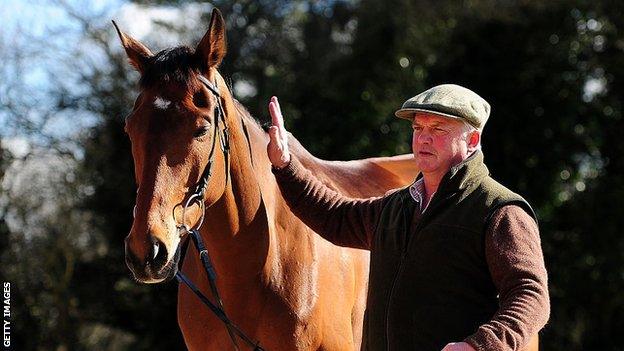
left=173, top=74, right=264, bottom=351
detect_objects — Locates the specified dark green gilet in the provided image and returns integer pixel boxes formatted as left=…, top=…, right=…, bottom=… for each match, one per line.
left=362, top=151, right=536, bottom=351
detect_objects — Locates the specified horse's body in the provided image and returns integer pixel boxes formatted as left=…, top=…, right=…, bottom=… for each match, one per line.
left=177, top=102, right=417, bottom=350
left=116, top=10, right=417, bottom=350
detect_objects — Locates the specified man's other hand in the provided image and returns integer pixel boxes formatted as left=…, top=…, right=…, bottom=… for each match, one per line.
left=441, top=342, right=477, bottom=351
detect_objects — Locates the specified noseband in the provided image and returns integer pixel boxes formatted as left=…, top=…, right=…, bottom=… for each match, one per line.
left=173, top=75, right=263, bottom=351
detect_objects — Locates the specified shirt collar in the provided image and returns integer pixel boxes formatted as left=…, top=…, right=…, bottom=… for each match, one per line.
left=409, top=177, right=436, bottom=212
left=409, top=177, right=425, bottom=203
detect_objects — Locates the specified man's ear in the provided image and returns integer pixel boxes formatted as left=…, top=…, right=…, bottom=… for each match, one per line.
left=467, top=130, right=481, bottom=151
left=112, top=20, right=153, bottom=73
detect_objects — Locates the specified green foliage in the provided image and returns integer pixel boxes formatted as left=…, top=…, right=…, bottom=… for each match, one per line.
left=541, top=3, right=624, bottom=349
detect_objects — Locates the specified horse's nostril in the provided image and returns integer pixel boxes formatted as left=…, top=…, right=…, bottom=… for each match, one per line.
left=149, top=236, right=169, bottom=268
left=125, top=233, right=176, bottom=282
left=152, top=241, right=160, bottom=260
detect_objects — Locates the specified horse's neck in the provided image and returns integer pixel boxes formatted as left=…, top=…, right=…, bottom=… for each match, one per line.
left=199, top=110, right=313, bottom=285
left=198, top=111, right=273, bottom=281
left=192, top=108, right=325, bottom=327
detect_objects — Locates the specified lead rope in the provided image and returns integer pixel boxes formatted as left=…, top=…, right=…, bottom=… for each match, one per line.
left=176, top=231, right=264, bottom=350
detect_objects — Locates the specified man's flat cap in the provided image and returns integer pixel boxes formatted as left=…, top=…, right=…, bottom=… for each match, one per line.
left=395, top=84, right=490, bottom=130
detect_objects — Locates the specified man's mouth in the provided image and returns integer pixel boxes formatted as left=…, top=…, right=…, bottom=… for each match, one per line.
left=418, top=151, right=435, bottom=157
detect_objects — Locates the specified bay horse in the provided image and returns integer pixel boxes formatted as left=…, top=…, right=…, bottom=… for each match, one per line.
left=115, top=9, right=418, bottom=350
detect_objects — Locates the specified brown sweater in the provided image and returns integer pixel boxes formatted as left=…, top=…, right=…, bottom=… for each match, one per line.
left=273, top=156, right=550, bottom=351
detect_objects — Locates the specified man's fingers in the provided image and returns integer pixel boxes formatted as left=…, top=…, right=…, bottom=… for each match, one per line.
left=269, top=100, right=281, bottom=127
left=267, top=98, right=291, bottom=168
left=269, top=97, right=287, bottom=140
left=440, top=342, right=474, bottom=351
left=268, top=126, right=280, bottom=144
left=270, top=96, right=285, bottom=128
left=274, top=96, right=283, bottom=121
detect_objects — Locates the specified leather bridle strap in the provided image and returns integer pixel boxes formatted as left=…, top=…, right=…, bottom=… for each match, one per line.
left=193, top=74, right=230, bottom=198
left=175, top=230, right=264, bottom=351
left=174, top=74, right=264, bottom=351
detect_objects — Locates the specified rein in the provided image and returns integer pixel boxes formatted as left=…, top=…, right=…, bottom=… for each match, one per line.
left=174, top=75, right=264, bottom=351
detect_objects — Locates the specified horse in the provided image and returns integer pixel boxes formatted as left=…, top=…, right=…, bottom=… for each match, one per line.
left=115, top=9, right=419, bottom=350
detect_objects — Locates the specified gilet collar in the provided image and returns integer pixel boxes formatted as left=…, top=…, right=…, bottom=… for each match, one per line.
left=411, top=150, right=490, bottom=198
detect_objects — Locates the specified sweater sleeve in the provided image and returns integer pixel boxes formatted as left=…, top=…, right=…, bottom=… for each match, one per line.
left=271, top=157, right=388, bottom=250
left=465, top=205, right=550, bottom=351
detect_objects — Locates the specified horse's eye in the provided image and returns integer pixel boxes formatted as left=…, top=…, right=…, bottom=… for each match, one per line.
left=194, top=125, right=210, bottom=138
left=193, top=90, right=209, bottom=108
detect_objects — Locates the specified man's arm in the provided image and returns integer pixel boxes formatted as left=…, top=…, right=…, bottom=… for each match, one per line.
left=464, top=205, right=550, bottom=351
left=267, top=96, right=386, bottom=249
left=272, top=157, right=386, bottom=249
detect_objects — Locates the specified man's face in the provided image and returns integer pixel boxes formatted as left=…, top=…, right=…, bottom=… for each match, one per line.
left=411, top=113, right=477, bottom=179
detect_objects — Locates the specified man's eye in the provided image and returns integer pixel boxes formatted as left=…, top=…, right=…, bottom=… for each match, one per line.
left=194, top=126, right=210, bottom=138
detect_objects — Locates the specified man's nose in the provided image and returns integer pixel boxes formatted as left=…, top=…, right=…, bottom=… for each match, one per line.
left=416, top=130, right=433, bottom=144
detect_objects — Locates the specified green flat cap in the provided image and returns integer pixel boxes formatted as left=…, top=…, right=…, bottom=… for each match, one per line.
left=395, top=84, right=490, bottom=130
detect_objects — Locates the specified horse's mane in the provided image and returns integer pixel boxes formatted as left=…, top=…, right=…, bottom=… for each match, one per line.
left=231, top=98, right=271, bottom=133
left=140, top=46, right=201, bottom=89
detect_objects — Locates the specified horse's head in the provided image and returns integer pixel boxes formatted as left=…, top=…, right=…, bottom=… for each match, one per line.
left=115, top=9, right=231, bottom=283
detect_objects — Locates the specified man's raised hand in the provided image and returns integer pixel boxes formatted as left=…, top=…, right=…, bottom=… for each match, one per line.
left=267, top=96, right=291, bottom=169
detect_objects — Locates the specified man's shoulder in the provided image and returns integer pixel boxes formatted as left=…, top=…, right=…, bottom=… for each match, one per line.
left=477, top=176, right=525, bottom=201
left=477, top=176, right=537, bottom=222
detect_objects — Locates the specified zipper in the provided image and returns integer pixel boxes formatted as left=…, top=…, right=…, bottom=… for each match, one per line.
left=385, top=251, right=407, bottom=350
left=385, top=194, right=412, bottom=350
left=383, top=191, right=456, bottom=350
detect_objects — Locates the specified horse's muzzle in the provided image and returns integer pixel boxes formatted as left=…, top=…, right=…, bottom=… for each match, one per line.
left=125, top=235, right=181, bottom=283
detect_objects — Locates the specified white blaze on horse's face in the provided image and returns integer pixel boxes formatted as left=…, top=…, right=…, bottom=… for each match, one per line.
left=114, top=9, right=228, bottom=284
left=153, top=96, right=171, bottom=110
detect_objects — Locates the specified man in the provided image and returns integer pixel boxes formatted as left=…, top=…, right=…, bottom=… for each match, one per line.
left=267, top=84, right=550, bottom=351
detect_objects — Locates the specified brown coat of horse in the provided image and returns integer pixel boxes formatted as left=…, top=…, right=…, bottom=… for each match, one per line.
left=116, top=9, right=417, bottom=350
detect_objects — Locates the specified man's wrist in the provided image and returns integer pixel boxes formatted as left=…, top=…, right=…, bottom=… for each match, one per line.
left=274, top=156, right=291, bottom=170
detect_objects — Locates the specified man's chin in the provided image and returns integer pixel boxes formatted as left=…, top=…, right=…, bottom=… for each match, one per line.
left=414, top=159, right=438, bottom=173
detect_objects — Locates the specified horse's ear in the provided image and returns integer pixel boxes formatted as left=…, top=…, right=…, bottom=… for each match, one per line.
left=112, top=20, right=153, bottom=74
left=195, top=8, right=227, bottom=70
